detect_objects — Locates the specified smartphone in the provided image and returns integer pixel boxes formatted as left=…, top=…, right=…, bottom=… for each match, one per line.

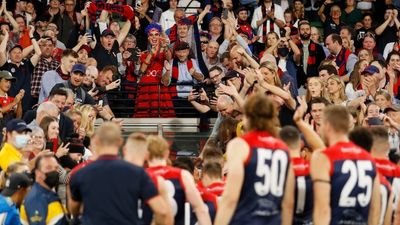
left=98, top=100, right=103, bottom=106
left=86, top=29, right=93, bottom=42
left=222, top=8, right=228, bottom=19
left=127, top=48, right=139, bottom=61
left=45, top=142, right=54, bottom=151
left=368, top=117, right=383, bottom=126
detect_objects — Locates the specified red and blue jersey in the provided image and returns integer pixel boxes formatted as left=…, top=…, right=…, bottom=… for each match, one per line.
left=140, top=174, right=160, bottom=225
left=230, top=131, right=291, bottom=225
left=193, top=186, right=218, bottom=224
left=292, top=157, right=313, bottom=225
left=322, top=142, right=377, bottom=225
left=374, top=158, right=397, bottom=183
left=379, top=174, right=392, bottom=225
left=147, top=166, right=186, bottom=225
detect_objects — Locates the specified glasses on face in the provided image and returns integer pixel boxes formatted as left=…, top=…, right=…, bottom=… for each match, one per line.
left=31, top=135, right=44, bottom=140
left=201, top=41, right=209, bottom=44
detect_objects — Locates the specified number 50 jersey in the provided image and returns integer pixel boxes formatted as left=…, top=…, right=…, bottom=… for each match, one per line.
left=322, top=142, right=377, bottom=225
left=230, top=131, right=291, bottom=225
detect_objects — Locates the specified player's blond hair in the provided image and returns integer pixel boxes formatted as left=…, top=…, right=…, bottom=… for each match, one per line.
left=147, top=135, right=170, bottom=160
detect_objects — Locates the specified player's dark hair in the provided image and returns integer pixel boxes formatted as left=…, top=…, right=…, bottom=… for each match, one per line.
left=202, top=149, right=224, bottom=167
left=309, top=97, right=330, bottom=108
left=349, top=127, right=373, bottom=152
left=173, top=157, right=194, bottom=174
left=279, top=126, right=301, bottom=149
left=369, top=126, right=389, bottom=149
left=61, top=49, right=78, bottom=59
left=318, top=64, right=338, bottom=76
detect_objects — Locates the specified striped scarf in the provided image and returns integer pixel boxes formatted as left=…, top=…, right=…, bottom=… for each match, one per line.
left=262, top=3, right=275, bottom=42
left=171, top=59, right=193, bottom=97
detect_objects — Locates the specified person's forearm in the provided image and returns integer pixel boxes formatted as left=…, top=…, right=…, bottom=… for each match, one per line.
left=375, top=19, right=391, bottom=35
left=243, top=53, right=259, bottom=69
left=4, top=11, right=19, bottom=32
left=15, top=102, right=22, bottom=119
left=296, top=120, right=325, bottom=151
left=0, top=34, right=8, bottom=66
left=190, top=100, right=211, bottom=113
left=117, top=20, right=131, bottom=45
left=99, top=9, right=109, bottom=22
left=394, top=18, right=400, bottom=30
left=231, top=92, right=244, bottom=111
left=194, top=204, right=212, bottom=225
left=214, top=200, right=236, bottom=225
left=192, top=72, right=203, bottom=81
left=140, top=54, right=152, bottom=74
left=274, top=19, right=285, bottom=29
left=266, top=41, right=279, bottom=54
left=32, top=38, right=42, bottom=56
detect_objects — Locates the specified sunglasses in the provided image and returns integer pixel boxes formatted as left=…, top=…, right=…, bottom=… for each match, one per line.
left=201, top=41, right=209, bottom=44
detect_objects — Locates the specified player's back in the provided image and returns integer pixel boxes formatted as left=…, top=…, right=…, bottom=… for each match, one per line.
left=230, top=131, right=291, bottom=225
left=379, top=174, right=392, bottom=225
left=147, top=165, right=186, bottom=225
left=292, top=157, right=313, bottom=225
left=323, top=142, right=377, bottom=225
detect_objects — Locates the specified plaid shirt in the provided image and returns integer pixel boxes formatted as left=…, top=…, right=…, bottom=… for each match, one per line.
left=31, top=57, right=60, bottom=97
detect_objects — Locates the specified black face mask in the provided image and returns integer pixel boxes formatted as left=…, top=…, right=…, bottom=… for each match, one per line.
left=300, top=33, right=310, bottom=40
left=44, top=171, right=59, bottom=189
left=278, top=47, right=290, bottom=57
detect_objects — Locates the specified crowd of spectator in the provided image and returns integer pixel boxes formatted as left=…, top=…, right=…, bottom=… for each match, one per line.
left=0, top=0, right=400, bottom=224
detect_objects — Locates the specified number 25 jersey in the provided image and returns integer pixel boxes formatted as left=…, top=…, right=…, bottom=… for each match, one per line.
left=230, top=131, right=291, bottom=225
left=322, top=142, right=377, bottom=225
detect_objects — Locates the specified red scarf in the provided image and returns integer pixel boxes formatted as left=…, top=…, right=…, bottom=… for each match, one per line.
left=261, top=3, right=275, bottom=42
left=171, top=59, right=193, bottom=97
left=328, top=47, right=351, bottom=76
left=56, top=67, right=70, bottom=81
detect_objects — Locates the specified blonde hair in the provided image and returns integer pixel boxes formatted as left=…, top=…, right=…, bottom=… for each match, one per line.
left=0, top=162, right=29, bottom=189
left=260, top=61, right=282, bottom=87
left=306, top=77, right=324, bottom=102
left=75, top=104, right=96, bottom=137
left=147, top=135, right=170, bottom=160
left=93, top=122, right=122, bottom=147
left=327, top=75, right=347, bottom=104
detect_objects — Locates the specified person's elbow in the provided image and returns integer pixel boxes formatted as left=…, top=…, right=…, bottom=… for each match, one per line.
left=193, top=202, right=210, bottom=221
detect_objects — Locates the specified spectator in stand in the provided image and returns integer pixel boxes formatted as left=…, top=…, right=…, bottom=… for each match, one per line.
left=251, top=0, right=285, bottom=55
left=135, top=0, right=162, bottom=50
left=46, top=23, right=67, bottom=50
left=374, top=90, right=392, bottom=111
left=318, top=3, right=345, bottom=38
left=160, top=0, right=178, bottom=35
left=297, top=20, right=326, bottom=88
left=26, top=101, right=59, bottom=130
left=383, top=29, right=400, bottom=60
left=318, top=64, right=339, bottom=87
left=39, top=49, right=78, bottom=103
left=52, top=0, right=82, bottom=48
left=31, top=36, right=60, bottom=103
left=309, top=97, right=331, bottom=134
left=345, top=60, right=369, bottom=100
left=358, top=48, right=374, bottom=63
left=68, top=123, right=168, bottom=225
left=135, top=23, right=174, bottom=118
left=0, top=26, right=41, bottom=113
left=200, top=32, right=211, bottom=53
left=375, top=5, right=400, bottom=54
left=306, top=77, right=325, bottom=103
left=293, top=0, right=305, bottom=21
left=354, top=13, right=375, bottom=49
left=325, top=33, right=357, bottom=81
left=163, top=41, right=204, bottom=117
left=203, top=41, right=221, bottom=69
left=326, top=75, right=348, bottom=105
left=340, top=0, right=362, bottom=26
left=0, top=162, right=30, bottom=190
left=21, top=154, right=68, bottom=225
left=0, top=119, right=32, bottom=171
left=0, top=173, right=32, bottom=225
left=0, top=71, right=24, bottom=122
left=74, top=104, right=97, bottom=138
left=362, top=33, right=384, bottom=61
left=51, top=64, right=96, bottom=105
left=24, top=88, right=74, bottom=141
left=236, top=6, right=254, bottom=44
left=90, top=19, right=131, bottom=70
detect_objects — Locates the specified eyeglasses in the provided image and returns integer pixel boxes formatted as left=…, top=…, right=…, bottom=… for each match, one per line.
left=31, top=135, right=44, bottom=139
left=201, top=41, right=209, bottom=44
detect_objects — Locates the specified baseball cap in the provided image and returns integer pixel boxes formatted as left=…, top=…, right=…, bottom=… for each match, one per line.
left=71, top=64, right=86, bottom=74
left=6, top=119, right=32, bottom=133
left=1, top=173, right=32, bottom=197
left=0, top=71, right=16, bottom=81
left=101, top=29, right=116, bottom=37
left=78, top=44, right=91, bottom=54
left=177, top=17, right=192, bottom=26
left=174, top=41, right=190, bottom=51
left=384, top=105, right=400, bottom=114
left=67, top=137, right=85, bottom=155
left=222, top=70, right=242, bottom=81
left=9, top=44, right=23, bottom=52
left=361, top=65, right=379, bottom=75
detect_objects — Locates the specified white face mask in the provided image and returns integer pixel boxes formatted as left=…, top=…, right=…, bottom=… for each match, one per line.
left=13, top=134, right=30, bottom=149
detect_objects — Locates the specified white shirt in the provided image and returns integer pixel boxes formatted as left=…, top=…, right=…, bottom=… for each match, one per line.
left=383, top=42, right=396, bottom=60
left=251, top=4, right=285, bottom=43
left=160, top=9, right=176, bottom=34
left=163, top=59, right=203, bottom=98
left=178, top=0, right=201, bottom=16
